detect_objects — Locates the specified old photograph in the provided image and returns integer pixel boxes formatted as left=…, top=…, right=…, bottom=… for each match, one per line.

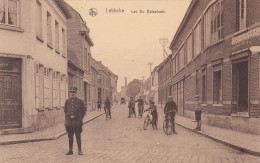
left=0, top=0, right=260, bottom=162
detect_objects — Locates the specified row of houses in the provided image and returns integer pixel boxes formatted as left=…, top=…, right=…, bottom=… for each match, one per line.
left=0, top=0, right=117, bottom=133
left=143, top=0, right=260, bottom=134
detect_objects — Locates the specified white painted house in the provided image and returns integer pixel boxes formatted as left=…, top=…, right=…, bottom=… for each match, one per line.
left=0, top=0, right=71, bottom=132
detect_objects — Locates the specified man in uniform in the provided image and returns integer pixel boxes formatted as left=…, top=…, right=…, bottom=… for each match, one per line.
left=64, top=87, right=86, bottom=155
left=164, top=96, right=178, bottom=134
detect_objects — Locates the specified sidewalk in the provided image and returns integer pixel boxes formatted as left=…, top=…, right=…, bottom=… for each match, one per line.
left=0, top=109, right=105, bottom=145
left=174, top=114, right=260, bottom=157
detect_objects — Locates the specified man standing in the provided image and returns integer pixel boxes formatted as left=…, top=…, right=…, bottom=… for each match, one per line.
left=128, top=97, right=136, bottom=118
left=64, top=87, right=86, bottom=155
left=135, top=96, right=144, bottom=117
left=104, top=97, right=112, bottom=119
left=164, top=96, right=178, bottom=134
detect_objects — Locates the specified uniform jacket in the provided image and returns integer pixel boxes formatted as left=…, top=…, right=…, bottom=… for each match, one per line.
left=164, top=101, right=178, bottom=114
left=64, top=97, right=86, bottom=127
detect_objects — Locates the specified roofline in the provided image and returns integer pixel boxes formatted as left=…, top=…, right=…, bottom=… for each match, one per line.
left=54, top=0, right=72, bottom=19
left=169, top=0, right=197, bottom=50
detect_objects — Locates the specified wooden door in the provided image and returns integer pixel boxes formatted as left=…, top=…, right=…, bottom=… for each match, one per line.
left=0, top=58, right=22, bottom=129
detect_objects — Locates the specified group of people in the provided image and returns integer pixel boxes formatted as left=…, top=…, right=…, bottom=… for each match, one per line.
left=63, top=86, right=202, bottom=156
left=127, top=96, right=179, bottom=133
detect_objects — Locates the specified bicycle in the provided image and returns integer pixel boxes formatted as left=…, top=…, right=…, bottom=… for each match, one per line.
left=104, top=106, right=111, bottom=120
left=143, top=109, right=157, bottom=130
left=163, top=111, right=175, bottom=135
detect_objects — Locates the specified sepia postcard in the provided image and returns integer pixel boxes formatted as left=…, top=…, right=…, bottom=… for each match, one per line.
left=0, top=0, right=260, bottom=162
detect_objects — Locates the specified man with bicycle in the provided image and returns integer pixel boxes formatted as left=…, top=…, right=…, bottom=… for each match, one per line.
left=128, top=97, right=136, bottom=118
left=144, top=101, right=158, bottom=129
left=135, top=96, right=144, bottom=117
left=164, top=96, right=178, bottom=134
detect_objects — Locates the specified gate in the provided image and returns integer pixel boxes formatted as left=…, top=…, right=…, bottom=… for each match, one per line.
left=0, top=58, right=22, bottom=129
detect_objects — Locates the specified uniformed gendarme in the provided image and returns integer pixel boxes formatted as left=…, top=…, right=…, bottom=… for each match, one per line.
left=64, top=87, right=86, bottom=155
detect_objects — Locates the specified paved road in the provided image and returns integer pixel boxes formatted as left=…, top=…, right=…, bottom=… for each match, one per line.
left=0, top=105, right=260, bottom=163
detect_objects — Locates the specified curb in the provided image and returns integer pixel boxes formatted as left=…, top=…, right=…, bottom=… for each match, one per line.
left=176, top=122, right=260, bottom=157
left=0, top=113, right=104, bottom=146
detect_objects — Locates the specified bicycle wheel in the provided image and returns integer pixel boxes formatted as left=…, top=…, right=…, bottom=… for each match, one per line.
left=143, top=117, right=150, bottom=130
left=163, top=119, right=172, bottom=135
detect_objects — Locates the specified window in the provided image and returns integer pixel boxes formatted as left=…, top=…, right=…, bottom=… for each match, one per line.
left=204, top=0, right=223, bottom=47
left=194, top=21, right=201, bottom=57
left=202, top=68, right=206, bottom=104
left=47, top=11, right=52, bottom=47
left=179, top=46, right=184, bottom=70
left=62, top=28, right=66, bottom=57
left=55, top=21, right=59, bottom=52
left=196, top=70, right=199, bottom=95
left=172, top=57, right=176, bottom=75
left=60, top=74, right=65, bottom=106
left=35, top=64, right=44, bottom=110
left=44, top=68, right=50, bottom=108
left=238, top=0, right=247, bottom=30
left=0, top=0, right=19, bottom=26
left=186, top=34, right=193, bottom=63
left=36, top=0, right=42, bottom=38
left=53, top=71, right=58, bottom=107
left=84, top=47, right=87, bottom=70
left=213, top=66, right=222, bottom=104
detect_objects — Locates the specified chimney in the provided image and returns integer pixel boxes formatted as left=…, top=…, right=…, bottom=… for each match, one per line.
left=125, top=77, right=127, bottom=86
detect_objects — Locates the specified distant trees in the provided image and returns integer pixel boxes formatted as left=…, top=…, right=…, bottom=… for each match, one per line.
left=126, top=79, right=142, bottom=98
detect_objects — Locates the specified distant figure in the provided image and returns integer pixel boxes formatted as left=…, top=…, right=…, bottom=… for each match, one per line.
left=164, top=96, right=178, bottom=134
left=135, top=96, right=144, bottom=117
left=128, top=97, right=136, bottom=118
left=97, top=100, right=101, bottom=111
left=194, top=95, right=202, bottom=131
left=104, top=97, right=112, bottom=118
left=64, top=87, right=86, bottom=155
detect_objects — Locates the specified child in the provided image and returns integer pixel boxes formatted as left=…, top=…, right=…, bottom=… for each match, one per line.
left=145, top=102, right=158, bottom=129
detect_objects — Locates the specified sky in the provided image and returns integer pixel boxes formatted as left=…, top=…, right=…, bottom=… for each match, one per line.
left=64, top=0, right=191, bottom=91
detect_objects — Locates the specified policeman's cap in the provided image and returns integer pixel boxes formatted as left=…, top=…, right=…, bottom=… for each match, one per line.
left=69, top=87, right=78, bottom=93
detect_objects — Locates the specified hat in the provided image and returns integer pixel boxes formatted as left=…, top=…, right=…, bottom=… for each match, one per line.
left=69, top=87, right=78, bottom=92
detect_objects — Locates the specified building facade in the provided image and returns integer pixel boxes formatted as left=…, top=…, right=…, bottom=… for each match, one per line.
left=158, top=0, right=260, bottom=134
left=0, top=0, right=71, bottom=131
left=90, top=57, right=117, bottom=109
left=65, top=3, right=94, bottom=109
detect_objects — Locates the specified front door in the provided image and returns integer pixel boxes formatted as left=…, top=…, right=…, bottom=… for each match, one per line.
left=0, top=57, right=22, bottom=129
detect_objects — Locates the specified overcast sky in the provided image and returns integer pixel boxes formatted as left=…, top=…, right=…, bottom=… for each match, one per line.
left=65, top=0, right=191, bottom=91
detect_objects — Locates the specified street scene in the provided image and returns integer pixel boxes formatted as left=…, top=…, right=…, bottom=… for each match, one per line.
left=1, top=105, right=260, bottom=163
left=1, top=0, right=260, bottom=162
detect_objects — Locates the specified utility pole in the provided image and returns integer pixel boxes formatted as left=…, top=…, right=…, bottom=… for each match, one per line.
left=147, top=62, right=153, bottom=74
left=159, top=37, right=169, bottom=61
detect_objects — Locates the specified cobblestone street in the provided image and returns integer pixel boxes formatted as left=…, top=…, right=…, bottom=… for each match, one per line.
left=1, top=105, right=260, bottom=163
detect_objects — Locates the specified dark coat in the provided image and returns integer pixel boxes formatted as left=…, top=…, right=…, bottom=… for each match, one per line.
left=164, top=101, right=178, bottom=114
left=135, top=99, right=144, bottom=106
left=64, top=97, right=86, bottom=127
left=128, top=100, right=135, bottom=108
left=104, top=99, right=111, bottom=108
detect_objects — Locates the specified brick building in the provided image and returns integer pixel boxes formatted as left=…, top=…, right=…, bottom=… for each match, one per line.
left=0, top=0, right=71, bottom=132
left=65, top=2, right=94, bottom=109
left=158, top=0, right=260, bottom=134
